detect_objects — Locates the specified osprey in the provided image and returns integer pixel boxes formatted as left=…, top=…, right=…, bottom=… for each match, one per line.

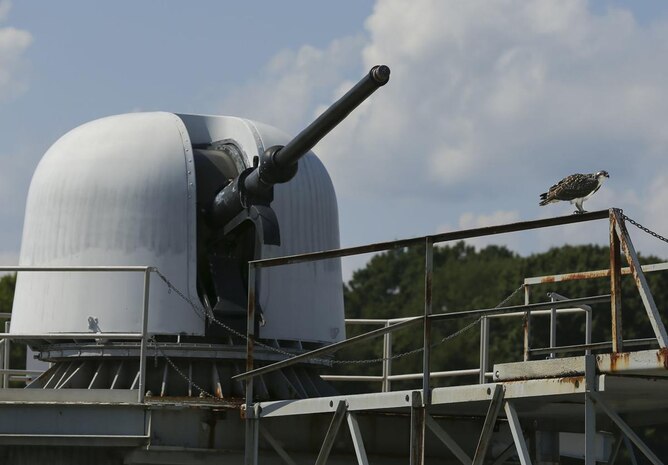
left=539, top=170, right=609, bottom=214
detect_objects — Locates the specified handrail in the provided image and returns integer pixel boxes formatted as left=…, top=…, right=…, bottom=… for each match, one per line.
left=231, top=295, right=610, bottom=382
left=238, top=207, right=668, bottom=409
left=0, top=265, right=154, bottom=403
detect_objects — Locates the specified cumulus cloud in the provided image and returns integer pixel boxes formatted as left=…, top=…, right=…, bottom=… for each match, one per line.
left=221, top=0, right=668, bottom=261
left=0, top=0, right=32, bottom=100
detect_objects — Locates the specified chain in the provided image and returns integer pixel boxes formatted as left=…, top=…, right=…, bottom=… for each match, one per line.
left=621, top=212, right=668, bottom=245
left=150, top=338, right=216, bottom=399
left=330, top=282, right=526, bottom=365
left=153, top=270, right=303, bottom=359
left=153, top=269, right=524, bottom=366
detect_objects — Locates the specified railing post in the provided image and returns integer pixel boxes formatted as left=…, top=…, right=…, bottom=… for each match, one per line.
left=479, top=317, right=489, bottom=384
left=3, top=321, right=9, bottom=388
left=244, top=263, right=258, bottom=465
left=523, top=285, right=531, bottom=361
left=423, top=237, right=433, bottom=404
left=138, top=267, right=151, bottom=403
left=382, top=323, right=392, bottom=392
left=549, top=294, right=557, bottom=359
left=609, top=209, right=623, bottom=353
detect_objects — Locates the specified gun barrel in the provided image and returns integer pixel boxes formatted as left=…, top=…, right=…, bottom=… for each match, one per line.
left=275, top=64, right=390, bottom=167
left=212, top=65, right=390, bottom=227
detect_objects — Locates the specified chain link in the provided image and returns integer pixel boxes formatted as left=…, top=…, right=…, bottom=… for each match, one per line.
left=621, top=212, right=668, bottom=245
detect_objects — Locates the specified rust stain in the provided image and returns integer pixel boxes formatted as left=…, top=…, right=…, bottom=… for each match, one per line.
left=540, top=276, right=555, bottom=284
left=557, top=376, right=584, bottom=388
left=656, top=348, right=668, bottom=370
left=609, top=352, right=630, bottom=372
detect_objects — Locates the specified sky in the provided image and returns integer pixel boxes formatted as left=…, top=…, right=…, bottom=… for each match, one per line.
left=2, top=0, right=668, bottom=280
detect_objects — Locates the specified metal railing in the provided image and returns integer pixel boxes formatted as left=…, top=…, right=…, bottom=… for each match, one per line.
left=234, top=208, right=668, bottom=411
left=0, top=265, right=153, bottom=402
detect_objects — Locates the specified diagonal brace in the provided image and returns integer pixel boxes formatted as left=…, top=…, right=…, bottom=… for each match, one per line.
left=504, top=400, right=532, bottom=465
left=590, top=392, right=664, bottom=465
left=347, top=412, right=370, bottom=465
left=473, top=384, right=505, bottom=465
left=315, top=400, right=348, bottom=465
left=426, top=414, right=472, bottom=465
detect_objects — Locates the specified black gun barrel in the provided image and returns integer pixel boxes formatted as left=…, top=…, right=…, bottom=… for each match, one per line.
left=212, top=65, right=390, bottom=227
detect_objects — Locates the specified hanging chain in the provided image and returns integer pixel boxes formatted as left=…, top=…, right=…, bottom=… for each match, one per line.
left=153, top=269, right=524, bottom=365
left=621, top=212, right=668, bottom=245
left=149, top=338, right=216, bottom=399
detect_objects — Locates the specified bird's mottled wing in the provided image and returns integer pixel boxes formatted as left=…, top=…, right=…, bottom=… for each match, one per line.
left=547, top=174, right=598, bottom=201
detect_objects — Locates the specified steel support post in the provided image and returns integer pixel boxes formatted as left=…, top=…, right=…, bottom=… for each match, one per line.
left=504, top=401, right=532, bottom=465
left=347, top=413, right=370, bottom=465
left=609, top=210, right=623, bottom=352
left=590, top=392, right=664, bottom=465
left=473, top=385, right=505, bottom=465
left=410, top=391, right=425, bottom=465
left=423, top=237, right=433, bottom=404
left=523, top=286, right=531, bottom=361
left=425, top=414, right=472, bottom=465
left=244, top=265, right=258, bottom=465
left=315, top=400, right=348, bottom=465
left=612, top=209, right=668, bottom=347
left=584, top=355, right=596, bottom=465
left=244, top=412, right=259, bottom=465
left=138, top=268, right=151, bottom=403
left=479, top=316, right=489, bottom=384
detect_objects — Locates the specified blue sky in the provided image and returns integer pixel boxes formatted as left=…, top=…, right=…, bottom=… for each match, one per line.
left=3, top=0, right=668, bottom=278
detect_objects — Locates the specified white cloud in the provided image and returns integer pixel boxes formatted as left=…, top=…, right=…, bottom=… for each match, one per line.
left=0, top=0, right=32, bottom=100
left=219, top=0, right=668, bottom=263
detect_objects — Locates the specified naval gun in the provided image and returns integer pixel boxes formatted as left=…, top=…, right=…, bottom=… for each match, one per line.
left=10, top=64, right=390, bottom=400
left=210, top=64, right=390, bottom=244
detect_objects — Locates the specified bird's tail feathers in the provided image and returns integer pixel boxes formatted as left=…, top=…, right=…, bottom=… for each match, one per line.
left=539, top=192, right=556, bottom=206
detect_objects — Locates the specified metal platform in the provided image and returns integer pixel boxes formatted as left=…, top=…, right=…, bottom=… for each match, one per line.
left=0, top=209, right=667, bottom=464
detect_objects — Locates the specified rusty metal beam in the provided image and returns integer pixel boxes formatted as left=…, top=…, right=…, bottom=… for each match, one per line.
left=610, top=210, right=624, bottom=353
left=250, top=210, right=609, bottom=268
left=410, top=391, right=425, bottom=465
left=523, top=261, right=668, bottom=285
left=612, top=209, right=668, bottom=347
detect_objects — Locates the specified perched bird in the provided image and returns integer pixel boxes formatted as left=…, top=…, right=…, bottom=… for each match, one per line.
left=539, top=171, right=609, bottom=214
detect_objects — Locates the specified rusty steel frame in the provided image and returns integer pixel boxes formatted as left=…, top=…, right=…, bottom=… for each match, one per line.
left=237, top=208, right=668, bottom=463
left=610, top=209, right=668, bottom=348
